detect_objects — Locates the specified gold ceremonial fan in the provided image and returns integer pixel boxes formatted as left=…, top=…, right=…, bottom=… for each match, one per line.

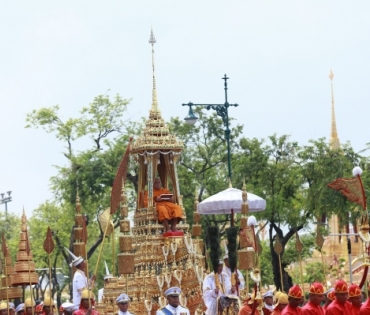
left=98, top=208, right=114, bottom=237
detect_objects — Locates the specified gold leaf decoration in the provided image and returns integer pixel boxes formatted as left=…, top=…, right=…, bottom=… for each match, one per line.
left=316, top=229, right=324, bottom=249
left=43, top=227, right=55, bottom=255
left=274, top=236, right=283, bottom=255
left=295, top=233, right=303, bottom=253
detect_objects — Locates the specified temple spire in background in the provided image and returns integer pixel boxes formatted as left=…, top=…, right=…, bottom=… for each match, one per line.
left=329, top=70, right=340, bottom=149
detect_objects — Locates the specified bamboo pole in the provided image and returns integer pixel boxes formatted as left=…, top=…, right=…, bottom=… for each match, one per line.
left=278, top=254, right=284, bottom=292
left=112, top=229, right=115, bottom=276
left=27, top=253, right=35, bottom=315
left=93, top=213, right=112, bottom=277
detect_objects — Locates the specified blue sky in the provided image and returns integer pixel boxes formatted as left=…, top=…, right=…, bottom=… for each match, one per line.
left=1, top=1, right=370, bottom=217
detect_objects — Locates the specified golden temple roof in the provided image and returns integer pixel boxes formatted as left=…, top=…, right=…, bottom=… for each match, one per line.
left=131, top=29, right=183, bottom=154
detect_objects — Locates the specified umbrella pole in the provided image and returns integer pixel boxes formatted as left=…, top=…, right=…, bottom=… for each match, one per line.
left=231, top=209, right=234, bottom=227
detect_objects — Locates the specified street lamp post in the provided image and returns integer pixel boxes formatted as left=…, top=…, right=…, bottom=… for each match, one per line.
left=182, top=74, right=238, bottom=180
left=0, top=191, right=12, bottom=217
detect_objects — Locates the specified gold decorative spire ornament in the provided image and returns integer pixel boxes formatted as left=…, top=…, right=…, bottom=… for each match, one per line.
left=10, top=211, right=39, bottom=287
left=329, top=70, right=340, bottom=149
left=149, top=28, right=159, bottom=112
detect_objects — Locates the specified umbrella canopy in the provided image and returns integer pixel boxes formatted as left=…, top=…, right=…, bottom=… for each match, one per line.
left=197, top=187, right=266, bottom=215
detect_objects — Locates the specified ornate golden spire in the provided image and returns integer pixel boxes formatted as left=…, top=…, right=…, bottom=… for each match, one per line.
left=131, top=30, right=183, bottom=153
left=149, top=28, right=159, bottom=112
left=329, top=70, right=340, bottom=149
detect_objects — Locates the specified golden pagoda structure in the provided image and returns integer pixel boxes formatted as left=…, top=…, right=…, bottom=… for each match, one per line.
left=95, top=30, right=205, bottom=315
left=10, top=210, right=39, bottom=287
left=0, top=238, right=22, bottom=300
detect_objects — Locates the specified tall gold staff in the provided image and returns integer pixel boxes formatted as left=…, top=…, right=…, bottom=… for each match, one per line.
left=274, top=235, right=284, bottom=292
left=2, top=233, right=10, bottom=315
left=25, top=229, right=35, bottom=315
left=81, top=216, right=92, bottom=309
left=315, top=223, right=326, bottom=284
left=43, top=227, right=55, bottom=303
left=93, top=137, right=132, bottom=278
left=295, top=232, right=304, bottom=296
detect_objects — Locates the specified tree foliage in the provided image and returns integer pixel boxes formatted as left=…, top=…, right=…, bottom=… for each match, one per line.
left=23, top=94, right=370, bottom=294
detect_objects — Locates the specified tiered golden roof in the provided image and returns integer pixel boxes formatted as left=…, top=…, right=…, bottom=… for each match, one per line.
left=9, top=211, right=38, bottom=287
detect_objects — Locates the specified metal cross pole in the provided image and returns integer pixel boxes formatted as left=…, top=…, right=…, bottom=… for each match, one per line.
left=182, top=74, right=238, bottom=180
left=0, top=191, right=12, bottom=218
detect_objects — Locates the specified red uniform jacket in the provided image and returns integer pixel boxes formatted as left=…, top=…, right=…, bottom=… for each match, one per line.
left=326, top=300, right=352, bottom=315
left=301, top=301, right=325, bottom=315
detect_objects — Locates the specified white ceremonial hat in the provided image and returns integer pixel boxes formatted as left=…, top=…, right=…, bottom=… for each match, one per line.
left=64, top=247, right=84, bottom=267
left=223, top=254, right=229, bottom=260
left=263, top=290, right=274, bottom=298
left=218, top=259, right=224, bottom=265
left=165, top=287, right=182, bottom=297
left=9, top=303, right=15, bottom=310
left=116, top=294, right=130, bottom=304
left=15, top=304, right=25, bottom=314
left=104, top=261, right=113, bottom=280
left=61, top=302, right=75, bottom=312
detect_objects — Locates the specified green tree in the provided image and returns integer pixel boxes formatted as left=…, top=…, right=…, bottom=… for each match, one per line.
left=25, top=93, right=137, bottom=304
left=233, top=134, right=305, bottom=291
left=169, top=108, right=243, bottom=235
left=232, top=135, right=368, bottom=291
left=303, top=262, right=328, bottom=284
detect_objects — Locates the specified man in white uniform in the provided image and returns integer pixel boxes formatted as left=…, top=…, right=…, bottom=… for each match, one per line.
left=116, top=293, right=135, bottom=315
left=60, top=302, right=75, bottom=315
left=223, top=254, right=245, bottom=294
left=98, top=261, right=113, bottom=303
left=202, top=260, right=236, bottom=315
left=65, top=247, right=94, bottom=308
left=156, top=287, right=190, bottom=315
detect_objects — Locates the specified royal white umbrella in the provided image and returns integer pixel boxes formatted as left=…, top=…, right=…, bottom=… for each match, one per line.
left=197, top=187, right=266, bottom=215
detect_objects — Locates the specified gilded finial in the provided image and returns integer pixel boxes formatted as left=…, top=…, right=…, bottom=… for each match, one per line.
left=329, top=70, right=340, bottom=150
left=329, top=70, right=334, bottom=81
left=149, top=28, right=159, bottom=111
left=228, top=178, right=232, bottom=188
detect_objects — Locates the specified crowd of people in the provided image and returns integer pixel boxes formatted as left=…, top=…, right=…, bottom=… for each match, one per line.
left=238, top=280, right=370, bottom=315
left=0, top=287, right=189, bottom=315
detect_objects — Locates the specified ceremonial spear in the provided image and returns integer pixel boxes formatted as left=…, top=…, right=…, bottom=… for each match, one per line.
left=25, top=229, right=35, bottom=315
left=1, top=233, right=10, bottom=315
left=43, top=227, right=55, bottom=302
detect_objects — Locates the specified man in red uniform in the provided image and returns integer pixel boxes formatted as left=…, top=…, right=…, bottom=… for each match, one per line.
left=323, top=290, right=335, bottom=313
left=281, top=285, right=303, bottom=315
left=326, top=280, right=351, bottom=315
left=272, top=293, right=288, bottom=315
left=42, top=297, right=55, bottom=315
left=348, top=284, right=362, bottom=315
left=359, top=283, right=370, bottom=315
left=74, top=290, right=100, bottom=315
left=301, top=282, right=325, bottom=315
left=238, top=294, right=261, bottom=315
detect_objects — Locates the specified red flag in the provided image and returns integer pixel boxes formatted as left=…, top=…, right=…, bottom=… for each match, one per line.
left=328, top=175, right=366, bottom=210
left=110, top=137, right=133, bottom=214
